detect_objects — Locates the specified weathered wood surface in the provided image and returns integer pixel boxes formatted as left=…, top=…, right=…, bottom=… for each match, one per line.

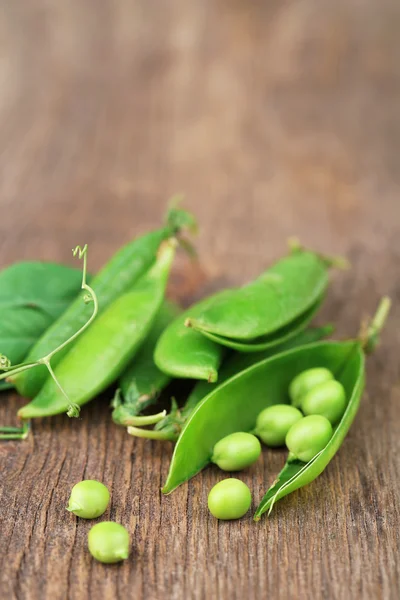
left=1, top=1, right=399, bottom=598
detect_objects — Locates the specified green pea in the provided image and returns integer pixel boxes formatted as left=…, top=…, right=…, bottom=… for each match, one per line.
left=285, top=415, right=333, bottom=462
left=211, top=432, right=261, bottom=471
left=301, top=380, right=346, bottom=425
left=289, top=367, right=334, bottom=407
left=207, top=478, right=252, bottom=520
left=88, top=522, right=130, bottom=564
left=66, top=480, right=110, bottom=519
left=255, top=404, right=303, bottom=447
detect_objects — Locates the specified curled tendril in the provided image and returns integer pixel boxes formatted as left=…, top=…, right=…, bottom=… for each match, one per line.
left=66, top=403, right=81, bottom=418
left=72, top=244, right=88, bottom=259
left=0, top=355, right=11, bottom=370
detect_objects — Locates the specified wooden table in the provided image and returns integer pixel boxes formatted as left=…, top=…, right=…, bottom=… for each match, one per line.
left=1, top=1, right=399, bottom=598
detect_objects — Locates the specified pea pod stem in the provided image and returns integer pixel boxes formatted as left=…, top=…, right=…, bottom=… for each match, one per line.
left=119, top=411, right=167, bottom=427
left=287, top=238, right=351, bottom=270
left=127, top=425, right=176, bottom=441
left=361, top=296, right=391, bottom=353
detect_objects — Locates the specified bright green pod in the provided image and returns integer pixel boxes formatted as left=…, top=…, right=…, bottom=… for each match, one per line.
left=162, top=340, right=359, bottom=495
left=211, top=432, right=261, bottom=471
left=111, top=300, right=181, bottom=426
left=154, top=294, right=225, bottom=383
left=190, top=297, right=323, bottom=353
left=18, top=240, right=176, bottom=419
left=289, top=367, right=334, bottom=408
left=188, top=248, right=343, bottom=341
left=301, top=380, right=346, bottom=425
left=12, top=207, right=195, bottom=398
left=157, top=300, right=388, bottom=518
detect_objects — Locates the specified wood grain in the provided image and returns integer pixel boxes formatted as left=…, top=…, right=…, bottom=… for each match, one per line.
left=1, top=0, right=399, bottom=598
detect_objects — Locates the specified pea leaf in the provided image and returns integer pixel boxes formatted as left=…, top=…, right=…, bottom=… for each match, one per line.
left=0, top=261, right=87, bottom=367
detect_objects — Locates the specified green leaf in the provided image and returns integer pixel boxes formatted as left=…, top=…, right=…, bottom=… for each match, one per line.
left=0, top=261, right=87, bottom=366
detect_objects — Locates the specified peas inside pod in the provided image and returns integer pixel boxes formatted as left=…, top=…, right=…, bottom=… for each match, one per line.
left=289, top=367, right=334, bottom=408
left=88, top=522, right=130, bottom=564
left=300, top=379, right=346, bottom=425
left=67, top=480, right=110, bottom=519
left=211, top=432, right=261, bottom=471
left=285, top=415, right=333, bottom=462
left=208, top=478, right=252, bottom=520
left=254, top=405, right=303, bottom=447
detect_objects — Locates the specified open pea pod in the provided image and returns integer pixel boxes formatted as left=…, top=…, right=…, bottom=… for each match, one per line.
left=188, top=246, right=346, bottom=341
left=162, top=299, right=389, bottom=515
left=129, top=324, right=333, bottom=441
left=193, top=296, right=323, bottom=353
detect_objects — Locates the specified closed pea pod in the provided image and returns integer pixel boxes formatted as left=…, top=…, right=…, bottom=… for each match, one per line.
left=161, top=298, right=389, bottom=520
left=187, top=245, right=347, bottom=342
left=18, top=240, right=177, bottom=419
left=289, top=367, right=334, bottom=408
left=11, top=206, right=195, bottom=398
left=111, top=300, right=181, bottom=427
left=154, top=294, right=225, bottom=383
left=301, top=380, right=346, bottom=425
left=189, top=296, right=324, bottom=353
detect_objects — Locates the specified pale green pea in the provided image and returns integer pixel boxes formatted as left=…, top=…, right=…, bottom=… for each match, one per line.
left=301, top=380, right=346, bottom=425
left=88, top=522, right=130, bottom=564
left=289, top=367, right=334, bottom=407
left=211, top=432, right=261, bottom=471
left=285, top=415, right=333, bottom=462
left=255, top=404, right=303, bottom=447
left=66, top=480, right=110, bottom=519
left=208, top=478, right=252, bottom=520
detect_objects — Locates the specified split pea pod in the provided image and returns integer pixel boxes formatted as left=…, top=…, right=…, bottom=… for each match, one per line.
left=18, top=240, right=177, bottom=419
left=111, top=300, right=181, bottom=426
left=12, top=207, right=195, bottom=398
left=187, top=246, right=346, bottom=343
left=161, top=298, right=389, bottom=520
left=128, top=324, right=333, bottom=441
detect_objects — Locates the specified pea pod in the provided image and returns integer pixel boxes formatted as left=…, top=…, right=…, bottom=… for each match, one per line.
left=188, top=247, right=345, bottom=342
left=154, top=295, right=225, bottom=383
left=18, top=240, right=177, bottom=419
left=161, top=298, right=389, bottom=517
left=111, top=300, right=181, bottom=426
left=12, top=206, right=195, bottom=398
left=128, top=325, right=333, bottom=441
left=191, top=296, right=323, bottom=353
